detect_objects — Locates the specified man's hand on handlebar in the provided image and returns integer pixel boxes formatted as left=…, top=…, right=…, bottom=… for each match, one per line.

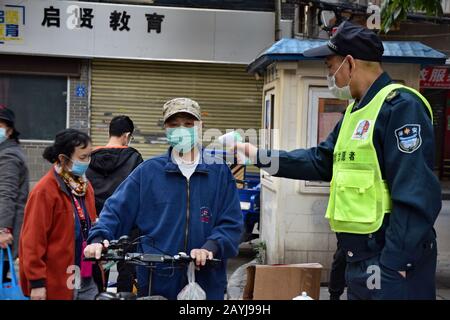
left=82, top=237, right=221, bottom=269
left=190, top=248, right=213, bottom=268
left=84, top=240, right=110, bottom=260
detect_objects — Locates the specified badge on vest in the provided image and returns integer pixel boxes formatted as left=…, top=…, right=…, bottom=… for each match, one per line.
left=352, top=120, right=372, bottom=140
left=395, top=124, right=422, bottom=153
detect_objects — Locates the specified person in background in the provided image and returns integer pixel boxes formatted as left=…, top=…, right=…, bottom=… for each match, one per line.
left=19, top=129, right=102, bottom=300
left=0, top=106, right=29, bottom=283
left=86, top=115, right=143, bottom=293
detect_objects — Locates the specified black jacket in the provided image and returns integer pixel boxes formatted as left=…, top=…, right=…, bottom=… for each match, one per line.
left=87, top=147, right=143, bottom=215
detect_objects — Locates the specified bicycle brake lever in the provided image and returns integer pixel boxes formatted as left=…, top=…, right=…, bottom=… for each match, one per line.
left=107, top=240, right=121, bottom=250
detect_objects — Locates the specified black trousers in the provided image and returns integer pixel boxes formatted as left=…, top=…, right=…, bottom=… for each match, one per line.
left=345, top=239, right=437, bottom=300
left=328, top=246, right=347, bottom=300
left=103, top=228, right=140, bottom=293
left=102, top=262, right=136, bottom=292
left=2, top=259, right=10, bottom=282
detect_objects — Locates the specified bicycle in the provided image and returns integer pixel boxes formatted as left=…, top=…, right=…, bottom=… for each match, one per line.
left=84, top=235, right=221, bottom=300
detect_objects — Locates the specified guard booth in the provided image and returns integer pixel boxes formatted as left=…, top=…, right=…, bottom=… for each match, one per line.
left=247, top=38, right=447, bottom=282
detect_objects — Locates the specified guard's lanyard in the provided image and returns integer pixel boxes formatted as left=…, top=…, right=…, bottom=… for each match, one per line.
left=72, top=195, right=89, bottom=240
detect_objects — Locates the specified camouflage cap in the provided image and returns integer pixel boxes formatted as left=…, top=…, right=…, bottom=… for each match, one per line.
left=163, top=98, right=201, bottom=123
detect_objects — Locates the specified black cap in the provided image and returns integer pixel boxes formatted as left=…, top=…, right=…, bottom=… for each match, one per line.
left=0, top=105, right=15, bottom=124
left=303, top=21, right=384, bottom=62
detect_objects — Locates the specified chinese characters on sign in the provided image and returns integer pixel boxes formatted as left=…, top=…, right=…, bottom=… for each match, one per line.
left=41, top=6, right=60, bottom=27
left=0, top=0, right=275, bottom=63
left=80, top=8, right=94, bottom=29
left=0, top=4, right=25, bottom=44
left=420, top=67, right=450, bottom=89
left=145, top=13, right=165, bottom=33
left=110, top=10, right=130, bottom=31
left=40, top=5, right=164, bottom=34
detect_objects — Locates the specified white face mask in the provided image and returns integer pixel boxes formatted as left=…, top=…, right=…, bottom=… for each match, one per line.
left=327, top=58, right=353, bottom=100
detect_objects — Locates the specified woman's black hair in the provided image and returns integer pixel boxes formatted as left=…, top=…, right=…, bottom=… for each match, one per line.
left=10, top=129, right=20, bottom=143
left=42, top=129, right=91, bottom=164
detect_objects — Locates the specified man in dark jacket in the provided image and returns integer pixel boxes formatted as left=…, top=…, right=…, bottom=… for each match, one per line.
left=86, top=115, right=143, bottom=293
left=0, top=106, right=29, bottom=281
left=87, top=115, right=143, bottom=215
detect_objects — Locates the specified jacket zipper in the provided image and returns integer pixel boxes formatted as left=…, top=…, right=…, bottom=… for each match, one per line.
left=184, top=179, right=190, bottom=253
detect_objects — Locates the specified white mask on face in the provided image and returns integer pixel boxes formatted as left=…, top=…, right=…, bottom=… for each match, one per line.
left=327, top=58, right=353, bottom=100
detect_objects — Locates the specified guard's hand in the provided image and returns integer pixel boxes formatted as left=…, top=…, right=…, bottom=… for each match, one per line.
left=235, top=142, right=258, bottom=162
left=30, top=287, right=46, bottom=300
left=83, top=240, right=109, bottom=260
left=398, top=271, right=406, bottom=278
left=190, top=249, right=213, bottom=268
left=0, top=231, right=13, bottom=249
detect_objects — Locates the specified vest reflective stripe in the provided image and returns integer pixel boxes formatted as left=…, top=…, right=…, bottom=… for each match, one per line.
left=325, top=83, right=433, bottom=234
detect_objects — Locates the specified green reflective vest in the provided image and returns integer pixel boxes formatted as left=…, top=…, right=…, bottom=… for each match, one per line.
left=325, top=83, right=433, bottom=234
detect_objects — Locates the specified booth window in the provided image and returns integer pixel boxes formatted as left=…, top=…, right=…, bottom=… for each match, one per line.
left=303, top=87, right=348, bottom=190
left=263, top=91, right=275, bottom=149
left=0, top=74, right=68, bottom=141
left=317, top=97, right=347, bottom=144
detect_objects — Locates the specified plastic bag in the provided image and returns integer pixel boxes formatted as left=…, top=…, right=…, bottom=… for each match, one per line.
left=227, top=259, right=258, bottom=300
left=177, top=262, right=206, bottom=300
left=0, top=245, right=29, bottom=300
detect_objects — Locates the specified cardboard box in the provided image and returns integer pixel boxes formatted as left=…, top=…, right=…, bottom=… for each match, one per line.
left=243, top=263, right=323, bottom=300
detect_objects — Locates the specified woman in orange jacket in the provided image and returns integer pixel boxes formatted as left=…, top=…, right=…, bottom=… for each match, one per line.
left=19, top=129, right=102, bottom=300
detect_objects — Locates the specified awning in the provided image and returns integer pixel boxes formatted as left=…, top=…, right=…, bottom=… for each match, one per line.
left=247, top=38, right=448, bottom=75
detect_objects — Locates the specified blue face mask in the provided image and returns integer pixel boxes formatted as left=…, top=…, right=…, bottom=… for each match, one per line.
left=70, top=159, right=90, bottom=177
left=0, top=128, right=6, bottom=144
left=166, top=126, right=198, bottom=153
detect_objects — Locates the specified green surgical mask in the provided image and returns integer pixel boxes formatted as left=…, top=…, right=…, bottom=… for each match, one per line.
left=166, top=126, right=198, bottom=153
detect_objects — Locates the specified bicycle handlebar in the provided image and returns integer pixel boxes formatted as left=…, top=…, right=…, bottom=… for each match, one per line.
left=85, top=251, right=221, bottom=266
left=83, top=236, right=221, bottom=267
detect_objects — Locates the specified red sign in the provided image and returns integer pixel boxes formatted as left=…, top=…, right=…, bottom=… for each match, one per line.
left=420, top=66, right=450, bottom=89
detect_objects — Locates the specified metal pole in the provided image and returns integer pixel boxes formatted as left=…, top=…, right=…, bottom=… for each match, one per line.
left=275, top=0, right=282, bottom=40
left=293, top=4, right=299, bottom=37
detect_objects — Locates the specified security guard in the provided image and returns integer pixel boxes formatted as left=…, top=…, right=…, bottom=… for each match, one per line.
left=237, top=21, right=442, bottom=300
